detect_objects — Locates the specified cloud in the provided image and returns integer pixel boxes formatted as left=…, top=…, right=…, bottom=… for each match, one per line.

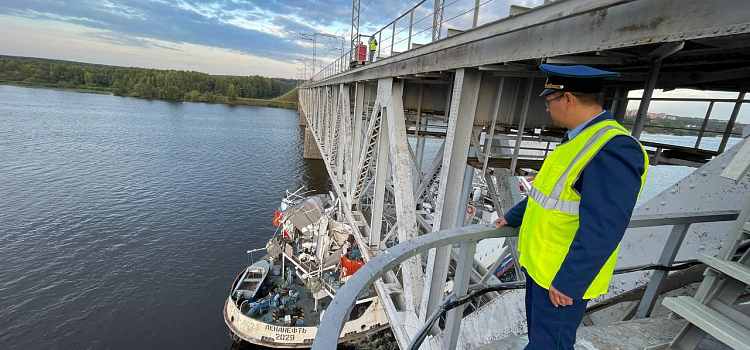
left=0, top=0, right=556, bottom=77
left=0, top=15, right=299, bottom=77
left=82, top=31, right=180, bottom=51
left=0, top=0, right=330, bottom=63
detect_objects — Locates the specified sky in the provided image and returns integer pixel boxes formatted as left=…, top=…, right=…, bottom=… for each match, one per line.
left=0, top=0, right=747, bottom=124
left=0, top=0, right=542, bottom=79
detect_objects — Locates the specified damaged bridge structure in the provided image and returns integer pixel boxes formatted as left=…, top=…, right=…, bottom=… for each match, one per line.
left=296, top=0, right=750, bottom=349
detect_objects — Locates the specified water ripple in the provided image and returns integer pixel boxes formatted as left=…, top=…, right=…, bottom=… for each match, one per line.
left=0, top=85, right=330, bottom=350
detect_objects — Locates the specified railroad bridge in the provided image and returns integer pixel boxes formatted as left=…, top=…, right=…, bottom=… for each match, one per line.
left=296, top=0, right=750, bottom=349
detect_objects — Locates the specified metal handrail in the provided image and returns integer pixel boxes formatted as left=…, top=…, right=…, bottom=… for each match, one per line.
left=311, top=210, right=740, bottom=349
left=627, top=211, right=739, bottom=228
left=312, top=223, right=518, bottom=349
left=630, top=210, right=740, bottom=318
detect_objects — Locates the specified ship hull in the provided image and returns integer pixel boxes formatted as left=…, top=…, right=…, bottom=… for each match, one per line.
left=223, top=296, right=390, bottom=348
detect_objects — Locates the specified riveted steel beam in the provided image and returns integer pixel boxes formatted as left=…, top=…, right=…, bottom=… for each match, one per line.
left=420, top=68, right=482, bottom=324
left=330, top=85, right=340, bottom=167
left=370, top=95, right=388, bottom=248
left=383, top=79, right=424, bottom=312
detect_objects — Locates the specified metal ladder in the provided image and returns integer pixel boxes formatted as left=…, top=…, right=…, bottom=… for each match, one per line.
left=647, top=138, right=750, bottom=350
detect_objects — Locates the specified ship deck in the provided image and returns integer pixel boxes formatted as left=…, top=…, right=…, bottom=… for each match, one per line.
left=243, top=267, right=379, bottom=328
left=247, top=273, right=325, bottom=327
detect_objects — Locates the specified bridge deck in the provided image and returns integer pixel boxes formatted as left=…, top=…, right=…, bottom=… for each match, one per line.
left=474, top=318, right=733, bottom=350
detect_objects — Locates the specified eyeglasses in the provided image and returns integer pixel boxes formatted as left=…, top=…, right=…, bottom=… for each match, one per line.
left=544, top=93, right=565, bottom=108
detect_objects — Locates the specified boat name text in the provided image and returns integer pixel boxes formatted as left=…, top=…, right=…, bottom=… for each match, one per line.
left=265, top=325, right=308, bottom=334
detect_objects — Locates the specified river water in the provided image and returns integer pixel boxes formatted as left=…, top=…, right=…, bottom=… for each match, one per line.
left=0, top=85, right=741, bottom=350
left=0, top=85, right=330, bottom=350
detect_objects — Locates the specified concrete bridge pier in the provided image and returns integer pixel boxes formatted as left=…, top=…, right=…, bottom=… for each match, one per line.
left=298, top=109, right=307, bottom=126
left=300, top=106, right=322, bottom=159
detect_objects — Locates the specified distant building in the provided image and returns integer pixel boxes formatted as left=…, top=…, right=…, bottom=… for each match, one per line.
left=624, top=110, right=676, bottom=120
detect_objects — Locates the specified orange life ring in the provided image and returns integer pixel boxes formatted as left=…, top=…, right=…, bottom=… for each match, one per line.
left=466, top=205, right=475, bottom=215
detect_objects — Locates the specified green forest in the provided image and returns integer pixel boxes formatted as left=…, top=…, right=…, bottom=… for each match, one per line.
left=0, top=55, right=299, bottom=106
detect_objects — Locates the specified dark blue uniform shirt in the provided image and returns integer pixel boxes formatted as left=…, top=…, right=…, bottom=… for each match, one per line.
left=504, top=111, right=646, bottom=300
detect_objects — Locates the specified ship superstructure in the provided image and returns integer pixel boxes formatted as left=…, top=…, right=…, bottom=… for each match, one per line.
left=224, top=189, right=389, bottom=348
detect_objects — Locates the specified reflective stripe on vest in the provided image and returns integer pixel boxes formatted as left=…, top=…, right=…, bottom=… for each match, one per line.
left=527, top=187, right=579, bottom=214
left=549, top=126, right=617, bottom=196
left=527, top=124, right=623, bottom=214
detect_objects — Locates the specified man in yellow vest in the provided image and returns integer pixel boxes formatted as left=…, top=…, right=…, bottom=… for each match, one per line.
left=368, top=36, right=377, bottom=62
left=494, top=64, right=649, bottom=350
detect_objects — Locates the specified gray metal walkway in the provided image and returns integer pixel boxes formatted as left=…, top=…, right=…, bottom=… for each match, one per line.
left=475, top=318, right=733, bottom=350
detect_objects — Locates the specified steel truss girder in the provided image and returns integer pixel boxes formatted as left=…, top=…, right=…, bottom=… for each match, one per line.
left=317, top=87, right=325, bottom=142
left=347, top=82, right=366, bottom=207
left=406, top=142, right=434, bottom=208
left=309, top=88, right=316, bottom=134
left=330, top=85, right=340, bottom=167
left=351, top=98, right=383, bottom=204
left=338, top=84, right=353, bottom=186
left=359, top=79, right=424, bottom=317
left=321, top=87, right=327, bottom=156
left=370, top=99, right=389, bottom=248
left=420, top=68, right=482, bottom=324
left=415, top=142, right=445, bottom=205
left=315, top=87, right=321, bottom=136
left=325, top=86, right=333, bottom=160
left=299, top=87, right=418, bottom=350
left=303, top=79, right=428, bottom=349
left=381, top=78, right=424, bottom=313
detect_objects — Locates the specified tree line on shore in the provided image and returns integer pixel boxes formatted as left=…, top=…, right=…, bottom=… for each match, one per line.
left=622, top=114, right=745, bottom=137
left=0, top=55, right=299, bottom=103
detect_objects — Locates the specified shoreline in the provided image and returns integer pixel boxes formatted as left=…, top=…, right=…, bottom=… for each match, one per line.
left=0, top=81, right=298, bottom=110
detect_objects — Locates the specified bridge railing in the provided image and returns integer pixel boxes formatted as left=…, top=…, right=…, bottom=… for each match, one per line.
left=312, top=0, right=508, bottom=82
left=313, top=223, right=517, bottom=349
left=606, top=95, right=749, bottom=155
left=312, top=210, right=739, bottom=349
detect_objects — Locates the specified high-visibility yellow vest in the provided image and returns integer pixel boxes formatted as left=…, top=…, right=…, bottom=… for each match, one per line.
left=369, top=39, right=377, bottom=51
left=518, top=119, right=648, bottom=299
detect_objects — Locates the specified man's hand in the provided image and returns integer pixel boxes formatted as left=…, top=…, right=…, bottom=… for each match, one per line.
left=549, top=285, right=573, bottom=307
left=493, top=217, right=508, bottom=229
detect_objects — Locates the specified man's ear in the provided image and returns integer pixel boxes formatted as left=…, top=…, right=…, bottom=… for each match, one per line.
left=564, top=92, right=573, bottom=106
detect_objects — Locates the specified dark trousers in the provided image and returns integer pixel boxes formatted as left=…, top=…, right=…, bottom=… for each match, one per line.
left=524, top=271, right=588, bottom=350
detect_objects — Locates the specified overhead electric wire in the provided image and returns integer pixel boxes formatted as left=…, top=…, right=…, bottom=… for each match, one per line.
left=442, top=0, right=493, bottom=25
left=380, top=0, right=501, bottom=53
left=366, top=0, right=415, bottom=31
